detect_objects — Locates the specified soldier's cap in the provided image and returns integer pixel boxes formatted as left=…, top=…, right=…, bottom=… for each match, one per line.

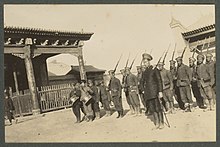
left=125, top=67, right=131, bottom=71
left=169, top=60, right=176, bottom=63
left=158, top=62, right=165, bottom=66
left=197, top=54, right=205, bottom=59
left=136, top=66, right=141, bottom=69
left=108, top=70, right=115, bottom=74
left=80, top=80, right=87, bottom=84
left=175, top=56, right=182, bottom=61
left=206, top=53, right=213, bottom=58
left=189, top=57, right=196, bottom=62
left=142, top=53, right=153, bottom=61
left=87, top=79, right=93, bottom=83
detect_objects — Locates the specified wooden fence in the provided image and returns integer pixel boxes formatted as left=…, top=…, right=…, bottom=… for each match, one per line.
left=38, top=83, right=75, bottom=112
left=9, top=83, right=75, bottom=116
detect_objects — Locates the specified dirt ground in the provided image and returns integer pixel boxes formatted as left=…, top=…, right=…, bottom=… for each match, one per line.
left=5, top=99, right=216, bottom=143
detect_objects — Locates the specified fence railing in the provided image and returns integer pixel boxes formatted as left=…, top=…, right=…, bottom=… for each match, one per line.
left=38, top=83, right=75, bottom=112
left=10, top=83, right=75, bottom=116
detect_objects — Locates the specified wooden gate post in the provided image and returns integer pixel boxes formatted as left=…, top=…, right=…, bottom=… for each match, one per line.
left=77, top=47, right=87, bottom=80
left=12, top=65, right=23, bottom=116
left=24, top=38, right=40, bottom=115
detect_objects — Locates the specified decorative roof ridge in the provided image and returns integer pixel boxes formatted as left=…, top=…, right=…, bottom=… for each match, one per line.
left=182, top=24, right=215, bottom=36
left=4, top=26, right=94, bottom=35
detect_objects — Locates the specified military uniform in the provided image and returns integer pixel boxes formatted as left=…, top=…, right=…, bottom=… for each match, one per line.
left=108, top=71, right=123, bottom=117
left=140, top=53, right=164, bottom=129
left=170, top=61, right=185, bottom=110
left=99, top=83, right=111, bottom=116
left=189, top=58, right=203, bottom=108
left=196, top=55, right=215, bottom=110
left=176, top=57, right=193, bottom=111
left=125, top=70, right=141, bottom=115
left=137, top=67, right=146, bottom=109
left=159, top=65, right=174, bottom=113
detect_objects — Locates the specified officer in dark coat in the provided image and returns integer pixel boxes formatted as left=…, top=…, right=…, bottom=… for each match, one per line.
left=175, top=56, right=193, bottom=112
left=196, top=54, right=215, bottom=111
left=189, top=57, right=204, bottom=109
left=108, top=70, right=124, bottom=118
left=169, top=60, right=185, bottom=110
left=4, top=89, right=16, bottom=125
left=140, top=53, right=164, bottom=129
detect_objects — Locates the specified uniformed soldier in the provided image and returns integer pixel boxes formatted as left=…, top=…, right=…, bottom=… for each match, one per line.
left=140, top=53, right=164, bottom=129
left=88, top=79, right=101, bottom=120
left=136, top=66, right=146, bottom=112
left=158, top=62, right=174, bottom=114
left=120, top=69, right=134, bottom=114
left=125, top=67, right=141, bottom=116
left=175, top=56, right=193, bottom=112
left=189, top=57, right=204, bottom=109
left=108, top=70, right=124, bottom=118
left=196, top=54, right=215, bottom=111
left=99, top=81, right=111, bottom=116
left=205, top=53, right=216, bottom=104
left=169, top=60, right=185, bottom=110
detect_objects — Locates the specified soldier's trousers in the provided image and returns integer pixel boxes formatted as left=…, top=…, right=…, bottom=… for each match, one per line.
left=191, top=81, right=203, bottom=107
left=179, top=86, right=193, bottom=104
left=83, top=102, right=94, bottom=117
left=102, top=99, right=110, bottom=111
left=199, top=86, right=213, bottom=102
left=112, top=95, right=123, bottom=111
left=129, top=91, right=140, bottom=107
left=139, top=93, right=146, bottom=108
left=72, top=99, right=83, bottom=121
left=125, top=91, right=132, bottom=105
left=92, top=101, right=100, bottom=113
left=162, top=88, right=173, bottom=103
left=173, top=81, right=185, bottom=109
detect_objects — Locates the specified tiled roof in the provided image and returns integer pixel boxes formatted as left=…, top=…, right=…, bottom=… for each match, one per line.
left=182, top=24, right=215, bottom=37
left=68, top=65, right=106, bottom=74
left=4, top=26, right=94, bottom=39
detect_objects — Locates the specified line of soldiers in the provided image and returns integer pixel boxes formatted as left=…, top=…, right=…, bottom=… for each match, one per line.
left=69, top=49, right=215, bottom=130
left=107, top=49, right=216, bottom=129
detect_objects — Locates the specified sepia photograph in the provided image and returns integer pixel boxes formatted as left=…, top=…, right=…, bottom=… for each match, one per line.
left=3, top=4, right=216, bottom=142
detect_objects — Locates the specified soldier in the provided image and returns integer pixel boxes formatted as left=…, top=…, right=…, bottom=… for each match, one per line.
left=137, top=66, right=146, bottom=112
left=140, top=53, right=164, bottom=129
left=157, top=62, right=174, bottom=114
left=175, top=56, right=193, bottom=112
left=169, top=60, right=185, bottom=110
left=205, top=53, right=216, bottom=104
left=99, top=81, right=111, bottom=116
left=108, top=70, right=124, bottom=118
left=120, top=69, right=134, bottom=114
left=189, top=57, right=204, bottom=109
left=88, top=79, right=101, bottom=120
left=196, top=54, right=215, bottom=111
left=125, top=67, right=141, bottom=116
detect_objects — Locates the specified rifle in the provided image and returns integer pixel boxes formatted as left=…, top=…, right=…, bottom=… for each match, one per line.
left=113, top=54, right=122, bottom=73
left=155, top=49, right=166, bottom=69
left=171, top=43, right=176, bottom=61
left=129, top=53, right=139, bottom=70
left=162, top=43, right=171, bottom=64
left=181, top=39, right=190, bottom=58
left=125, top=53, right=130, bottom=69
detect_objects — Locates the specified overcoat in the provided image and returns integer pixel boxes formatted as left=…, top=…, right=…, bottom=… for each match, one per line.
left=140, top=65, right=163, bottom=100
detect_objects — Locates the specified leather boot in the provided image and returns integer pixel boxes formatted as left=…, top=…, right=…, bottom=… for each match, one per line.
left=116, top=111, right=121, bottom=118
left=95, top=112, right=100, bottom=120
left=158, top=112, right=164, bottom=129
left=153, top=112, right=160, bottom=130
left=165, top=102, right=170, bottom=113
left=137, top=105, right=141, bottom=116
left=129, top=105, right=135, bottom=114
left=209, top=99, right=215, bottom=111
left=120, top=110, right=124, bottom=118
left=203, top=99, right=209, bottom=112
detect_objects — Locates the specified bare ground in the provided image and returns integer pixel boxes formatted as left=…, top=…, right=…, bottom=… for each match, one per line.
left=5, top=99, right=216, bottom=143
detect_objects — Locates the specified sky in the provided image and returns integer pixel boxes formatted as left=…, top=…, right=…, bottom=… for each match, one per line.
left=4, top=4, right=215, bottom=74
